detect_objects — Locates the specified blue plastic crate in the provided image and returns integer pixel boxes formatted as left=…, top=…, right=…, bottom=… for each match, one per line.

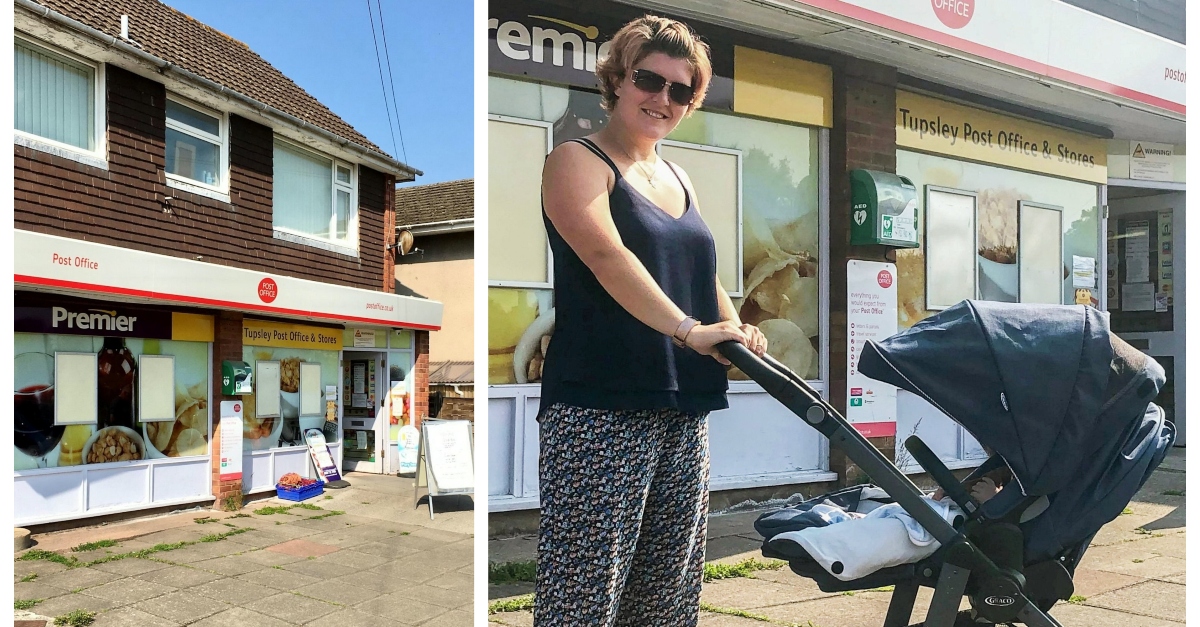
left=276, top=480, right=325, bottom=502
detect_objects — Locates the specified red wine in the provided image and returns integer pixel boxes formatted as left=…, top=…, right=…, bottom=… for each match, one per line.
left=15, top=385, right=63, bottom=459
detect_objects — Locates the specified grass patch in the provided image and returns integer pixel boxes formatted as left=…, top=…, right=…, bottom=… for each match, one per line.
left=324, top=495, right=333, bottom=500
left=307, top=510, right=345, bottom=520
left=194, top=517, right=219, bottom=524
left=1121, top=507, right=1134, bottom=515
left=1162, top=489, right=1185, bottom=497
left=19, top=573, right=38, bottom=583
left=489, top=560, right=537, bottom=584
left=293, top=503, right=323, bottom=511
left=54, top=609, right=96, bottom=626
left=19, top=550, right=80, bottom=568
left=70, top=539, right=118, bottom=553
left=15, top=598, right=42, bottom=610
left=273, top=565, right=283, bottom=570
left=489, top=594, right=535, bottom=614
left=703, top=558, right=785, bottom=582
left=254, top=505, right=295, bottom=516
left=1068, top=595, right=1087, bottom=605
left=1134, top=527, right=1153, bottom=535
left=230, top=513, right=251, bottom=519
left=1133, top=558, right=1144, bottom=563
left=22, top=529, right=252, bottom=569
left=699, top=602, right=773, bottom=622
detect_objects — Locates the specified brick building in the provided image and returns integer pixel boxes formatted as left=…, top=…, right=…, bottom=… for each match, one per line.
left=486, top=0, right=1184, bottom=518
left=14, top=0, right=441, bottom=527
left=394, top=179, right=475, bottom=421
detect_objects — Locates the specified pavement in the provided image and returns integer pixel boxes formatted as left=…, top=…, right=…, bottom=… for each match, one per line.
left=487, top=447, right=1185, bottom=626
left=14, top=472, right=474, bottom=627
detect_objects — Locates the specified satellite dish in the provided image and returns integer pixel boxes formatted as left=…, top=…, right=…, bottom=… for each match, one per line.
left=395, top=229, right=415, bottom=256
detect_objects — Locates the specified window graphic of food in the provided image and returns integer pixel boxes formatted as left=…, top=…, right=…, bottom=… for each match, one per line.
left=489, top=289, right=542, bottom=384
left=57, top=425, right=93, bottom=466
left=732, top=208, right=819, bottom=380
left=144, top=381, right=209, bottom=458
left=514, top=307, right=554, bottom=384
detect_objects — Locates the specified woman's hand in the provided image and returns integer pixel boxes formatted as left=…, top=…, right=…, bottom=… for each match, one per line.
left=684, top=320, right=748, bottom=365
left=740, top=323, right=767, bottom=357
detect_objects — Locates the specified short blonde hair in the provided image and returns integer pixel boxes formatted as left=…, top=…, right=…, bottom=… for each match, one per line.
left=595, top=15, right=712, bottom=116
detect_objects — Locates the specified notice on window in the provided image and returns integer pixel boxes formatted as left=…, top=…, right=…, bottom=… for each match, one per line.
left=1126, top=256, right=1151, bottom=283
left=1072, top=256, right=1096, bottom=288
left=1122, top=283, right=1155, bottom=312
left=1124, top=220, right=1150, bottom=255
left=1155, top=293, right=1170, bottom=313
left=219, top=401, right=243, bottom=481
left=1129, top=141, right=1174, bottom=182
left=352, top=329, right=376, bottom=348
left=846, top=260, right=898, bottom=438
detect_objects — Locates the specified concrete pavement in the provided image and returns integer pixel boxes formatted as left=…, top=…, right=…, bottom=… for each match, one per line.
left=488, top=448, right=1185, bottom=626
left=15, top=472, right=474, bottom=627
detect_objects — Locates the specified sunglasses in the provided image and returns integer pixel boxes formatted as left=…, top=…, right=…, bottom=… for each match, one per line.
left=630, top=69, right=695, bottom=107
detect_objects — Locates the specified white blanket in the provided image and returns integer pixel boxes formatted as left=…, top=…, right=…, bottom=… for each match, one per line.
left=772, top=496, right=963, bottom=581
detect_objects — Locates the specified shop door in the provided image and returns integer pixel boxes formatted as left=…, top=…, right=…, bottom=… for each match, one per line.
left=1107, top=195, right=1185, bottom=446
left=343, top=353, right=387, bottom=472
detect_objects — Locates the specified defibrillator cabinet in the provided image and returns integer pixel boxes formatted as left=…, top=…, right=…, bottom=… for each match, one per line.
left=849, top=169, right=920, bottom=248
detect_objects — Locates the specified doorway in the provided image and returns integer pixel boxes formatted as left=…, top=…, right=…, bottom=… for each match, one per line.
left=1106, top=187, right=1185, bottom=446
left=342, top=352, right=388, bottom=472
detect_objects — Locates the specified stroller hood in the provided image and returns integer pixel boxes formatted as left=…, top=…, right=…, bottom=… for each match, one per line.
left=858, top=301, right=1162, bottom=498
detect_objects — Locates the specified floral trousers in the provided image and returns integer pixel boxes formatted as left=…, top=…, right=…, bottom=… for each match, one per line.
left=535, top=403, right=710, bottom=627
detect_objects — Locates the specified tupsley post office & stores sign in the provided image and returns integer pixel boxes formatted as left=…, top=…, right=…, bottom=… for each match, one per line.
left=896, top=90, right=1108, bottom=184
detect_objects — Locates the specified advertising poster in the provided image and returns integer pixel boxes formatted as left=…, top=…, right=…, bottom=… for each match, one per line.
left=424, top=421, right=474, bottom=492
left=219, top=401, right=243, bottom=481
left=846, top=261, right=898, bottom=437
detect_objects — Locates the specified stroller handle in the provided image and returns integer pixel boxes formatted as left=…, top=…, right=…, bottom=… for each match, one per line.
left=716, top=340, right=962, bottom=547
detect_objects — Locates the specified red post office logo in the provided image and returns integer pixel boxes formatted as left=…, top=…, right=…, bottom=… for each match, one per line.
left=931, top=0, right=974, bottom=29
left=877, top=270, right=894, bottom=289
left=233, top=403, right=241, bottom=413
left=257, top=278, right=278, bottom=303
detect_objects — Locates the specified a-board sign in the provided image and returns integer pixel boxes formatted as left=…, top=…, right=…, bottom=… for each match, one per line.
left=219, top=401, right=243, bottom=481
left=414, top=419, right=474, bottom=519
left=304, top=429, right=342, bottom=484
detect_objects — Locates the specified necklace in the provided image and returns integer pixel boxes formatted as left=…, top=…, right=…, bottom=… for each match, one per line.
left=617, top=144, right=658, bottom=188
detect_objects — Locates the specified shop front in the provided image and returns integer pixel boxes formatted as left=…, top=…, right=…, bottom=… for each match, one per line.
left=488, top=0, right=839, bottom=510
left=15, top=230, right=442, bottom=525
left=15, top=293, right=216, bottom=526
left=890, top=91, right=1108, bottom=470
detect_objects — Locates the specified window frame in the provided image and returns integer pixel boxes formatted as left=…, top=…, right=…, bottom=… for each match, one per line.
left=271, top=136, right=360, bottom=255
left=14, top=34, right=107, bottom=167
left=164, top=94, right=229, bottom=195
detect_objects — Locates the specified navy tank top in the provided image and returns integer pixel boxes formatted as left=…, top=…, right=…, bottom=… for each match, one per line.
left=538, top=137, right=729, bottom=416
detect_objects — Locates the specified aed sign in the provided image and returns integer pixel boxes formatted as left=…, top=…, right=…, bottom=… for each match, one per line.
left=896, top=91, right=1107, bottom=184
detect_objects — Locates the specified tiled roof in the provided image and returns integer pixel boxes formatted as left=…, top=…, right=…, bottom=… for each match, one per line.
left=429, top=361, right=473, bottom=385
left=395, top=178, right=474, bottom=227
left=27, top=0, right=387, bottom=158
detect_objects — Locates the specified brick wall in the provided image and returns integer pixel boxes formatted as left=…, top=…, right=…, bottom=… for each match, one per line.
left=413, top=330, right=430, bottom=428
left=14, top=65, right=389, bottom=291
left=211, top=310, right=244, bottom=506
left=828, top=58, right=899, bottom=485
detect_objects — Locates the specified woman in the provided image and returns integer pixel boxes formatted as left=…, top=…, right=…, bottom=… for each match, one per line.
left=535, top=15, right=768, bottom=626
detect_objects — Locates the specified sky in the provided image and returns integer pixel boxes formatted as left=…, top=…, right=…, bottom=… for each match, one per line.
left=162, top=0, right=474, bottom=186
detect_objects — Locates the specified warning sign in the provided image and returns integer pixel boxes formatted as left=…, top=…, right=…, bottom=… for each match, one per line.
left=1129, top=141, right=1174, bottom=182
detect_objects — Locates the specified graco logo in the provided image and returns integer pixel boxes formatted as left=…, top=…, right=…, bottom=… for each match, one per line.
left=985, top=596, right=1015, bottom=607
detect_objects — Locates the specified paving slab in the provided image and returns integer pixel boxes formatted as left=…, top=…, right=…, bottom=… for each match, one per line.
left=87, top=557, right=173, bottom=577
left=189, top=606, right=295, bottom=627
left=27, top=591, right=123, bottom=616
left=132, top=564, right=223, bottom=588
left=132, top=589, right=230, bottom=624
left=355, top=593, right=450, bottom=625
left=310, top=607, right=408, bottom=626
left=82, top=578, right=175, bottom=605
left=241, top=591, right=341, bottom=623
left=1086, top=580, right=1186, bottom=622
left=90, top=605, right=183, bottom=627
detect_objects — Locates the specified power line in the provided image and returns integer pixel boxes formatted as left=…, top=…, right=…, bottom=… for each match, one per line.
left=374, top=0, right=409, bottom=165
left=366, top=0, right=399, bottom=158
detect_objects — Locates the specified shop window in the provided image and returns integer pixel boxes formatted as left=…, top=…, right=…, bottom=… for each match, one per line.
left=272, top=138, right=358, bottom=252
left=165, top=97, right=226, bottom=191
left=242, top=339, right=341, bottom=450
left=924, top=187, right=978, bottom=310
left=487, top=116, right=553, bottom=287
left=14, top=37, right=103, bottom=161
left=1018, top=202, right=1065, bottom=304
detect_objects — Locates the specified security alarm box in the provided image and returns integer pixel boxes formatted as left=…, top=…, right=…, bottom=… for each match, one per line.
left=849, top=169, right=919, bottom=248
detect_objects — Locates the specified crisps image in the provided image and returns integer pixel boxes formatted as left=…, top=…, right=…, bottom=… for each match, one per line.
left=172, top=428, right=207, bottom=457
left=730, top=318, right=817, bottom=381
left=146, top=421, right=174, bottom=453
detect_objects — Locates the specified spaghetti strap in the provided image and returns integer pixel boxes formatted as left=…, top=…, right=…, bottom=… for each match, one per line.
left=566, top=138, right=621, bottom=178
left=662, top=160, right=693, bottom=211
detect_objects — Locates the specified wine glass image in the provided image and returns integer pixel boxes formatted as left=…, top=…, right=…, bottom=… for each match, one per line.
left=15, top=352, right=64, bottom=468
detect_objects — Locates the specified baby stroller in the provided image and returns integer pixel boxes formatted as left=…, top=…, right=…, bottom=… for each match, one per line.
left=718, top=301, right=1175, bottom=627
